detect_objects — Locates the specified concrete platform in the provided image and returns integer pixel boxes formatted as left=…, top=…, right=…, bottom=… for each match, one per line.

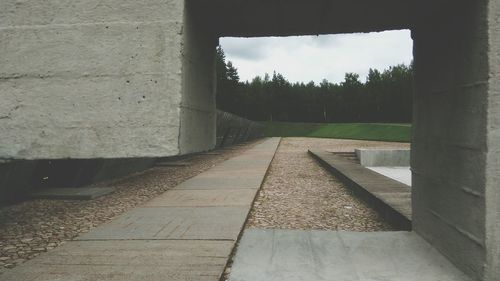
left=31, top=187, right=115, bottom=200
left=76, top=206, right=249, bottom=241
left=144, top=189, right=258, bottom=207
left=0, top=138, right=281, bottom=281
left=0, top=240, right=232, bottom=281
left=309, top=149, right=411, bottom=230
left=174, top=176, right=264, bottom=190
left=229, top=229, right=471, bottom=281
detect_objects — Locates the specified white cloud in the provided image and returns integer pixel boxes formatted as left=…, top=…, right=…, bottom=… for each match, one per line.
left=220, top=30, right=413, bottom=84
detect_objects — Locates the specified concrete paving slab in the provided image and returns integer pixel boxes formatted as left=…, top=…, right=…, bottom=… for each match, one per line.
left=0, top=138, right=281, bottom=281
left=229, top=229, right=471, bottom=281
left=144, top=189, right=258, bottom=207
left=0, top=240, right=232, bottom=281
left=31, top=187, right=115, bottom=200
left=174, top=176, right=264, bottom=190
left=76, top=206, right=249, bottom=241
left=198, top=169, right=265, bottom=178
left=209, top=162, right=269, bottom=174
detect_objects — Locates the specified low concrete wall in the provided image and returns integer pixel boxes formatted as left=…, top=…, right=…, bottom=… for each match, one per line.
left=216, top=111, right=264, bottom=147
left=0, top=111, right=262, bottom=204
left=355, top=149, right=410, bottom=167
left=0, top=158, right=155, bottom=204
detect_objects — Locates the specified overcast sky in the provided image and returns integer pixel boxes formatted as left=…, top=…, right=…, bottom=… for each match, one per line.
left=219, top=30, right=413, bottom=84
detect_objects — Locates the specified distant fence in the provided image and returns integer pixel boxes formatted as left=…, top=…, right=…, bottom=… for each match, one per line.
left=216, top=110, right=264, bottom=147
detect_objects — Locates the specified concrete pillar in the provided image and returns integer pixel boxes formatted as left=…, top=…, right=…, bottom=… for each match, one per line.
left=412, top=0, right=499, bottom=279
left=485, top=0, right=500, bottom=279
left=0, top=0, right=216, bottom=160
left=179, top=1, right=218, bottom=154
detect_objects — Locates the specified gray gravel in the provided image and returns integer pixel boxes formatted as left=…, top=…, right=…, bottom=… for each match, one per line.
left=0, top=140, right=263, bottom=272
left=222, top=137, right=409, bottom=281
left=247, top=137, right=410, bottom=231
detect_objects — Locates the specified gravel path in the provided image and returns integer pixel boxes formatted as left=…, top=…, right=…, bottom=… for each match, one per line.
left=1, top=137, right=410, bottom=276
left=0, top=140, right=263, bottom=272
left=246, top=137, right=410, bottom=231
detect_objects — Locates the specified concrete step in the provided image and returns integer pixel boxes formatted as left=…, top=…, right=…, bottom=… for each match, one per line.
left=229, top=229, right=471, bottom=281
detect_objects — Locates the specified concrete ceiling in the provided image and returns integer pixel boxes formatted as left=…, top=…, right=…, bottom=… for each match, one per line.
left=192, top=0, right=452, bottom=37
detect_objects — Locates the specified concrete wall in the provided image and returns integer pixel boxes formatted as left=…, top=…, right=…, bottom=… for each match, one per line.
left=486, top=0, right=500, bottom=278
left=179, top=1, right=218, bottom=154
left=216, top=111, right=264, bottom=147
left=2, top=2, right=499, bottom=278
left=0, top=158, right=156, bottom=204
left=411, top=1, right=498, bottom=279
left=0, top=0, right=186, bottom=159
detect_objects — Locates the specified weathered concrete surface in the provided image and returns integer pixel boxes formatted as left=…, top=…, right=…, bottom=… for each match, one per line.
left=76, top=206, right=249, bottom=241
left=1, top=0, right=499, bottom=278
left=355, top=149, right=410, bottom=167
left=0, top=0, right=217, bottom=159
left=144, top=189, right=257, bottom=207
left=179, top=0, right=218, bottom=154
left=174, top=176, right=264, bottom=190
left=486, top=1, right=500, bottom=279
left=309, top=150, right=411, bottom=230
left=0, top=0, right=447, bottom=160
left=229, top=229, right=471, bottom=281
left=199, top=0, right=450, bottom=37
left=31, top=187, right=115, bottom=200
left=0, top=240, right=233, bottom=281
left=0, top=138, right=280, bottom=281
left=411, top=1, right=499, bottom=279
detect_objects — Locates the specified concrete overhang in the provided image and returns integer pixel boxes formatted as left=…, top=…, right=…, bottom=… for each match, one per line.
left=193, top=0, right=452, bottom=37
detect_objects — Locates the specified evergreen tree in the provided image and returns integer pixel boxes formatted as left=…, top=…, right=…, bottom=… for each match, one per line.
left=215, top=45, right=414, bottom=123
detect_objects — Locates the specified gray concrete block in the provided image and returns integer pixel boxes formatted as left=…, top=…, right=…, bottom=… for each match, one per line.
left=76, top=206, right=249, bottom=241
left=0, top=1, right=187, bottom=159
left=229, top=229, right=471, bottom=281
left=144, top=189, right=257, bottom=207
left=0, top=0, right=184, bottom=26
left=31, top=187, right=115, bottom=200
left=355, top=149, right=410, bottom=167
left=0, top=240, right=232, bottom=281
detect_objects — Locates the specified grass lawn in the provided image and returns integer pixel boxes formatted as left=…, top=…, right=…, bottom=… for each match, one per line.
left=263, top=122, right=411, bottom=142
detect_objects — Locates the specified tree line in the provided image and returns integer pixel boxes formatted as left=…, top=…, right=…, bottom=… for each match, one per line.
left=216, top=46, right=413, bottom=123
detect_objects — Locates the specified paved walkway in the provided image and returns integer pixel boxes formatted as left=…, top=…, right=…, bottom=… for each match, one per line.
left=0, top=138, right=281, bottom=281
left=229, top=229, right=471, bottom=281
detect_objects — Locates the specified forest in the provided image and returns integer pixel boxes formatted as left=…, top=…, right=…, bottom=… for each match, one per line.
left=216, top=46, right=413, bottom=123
